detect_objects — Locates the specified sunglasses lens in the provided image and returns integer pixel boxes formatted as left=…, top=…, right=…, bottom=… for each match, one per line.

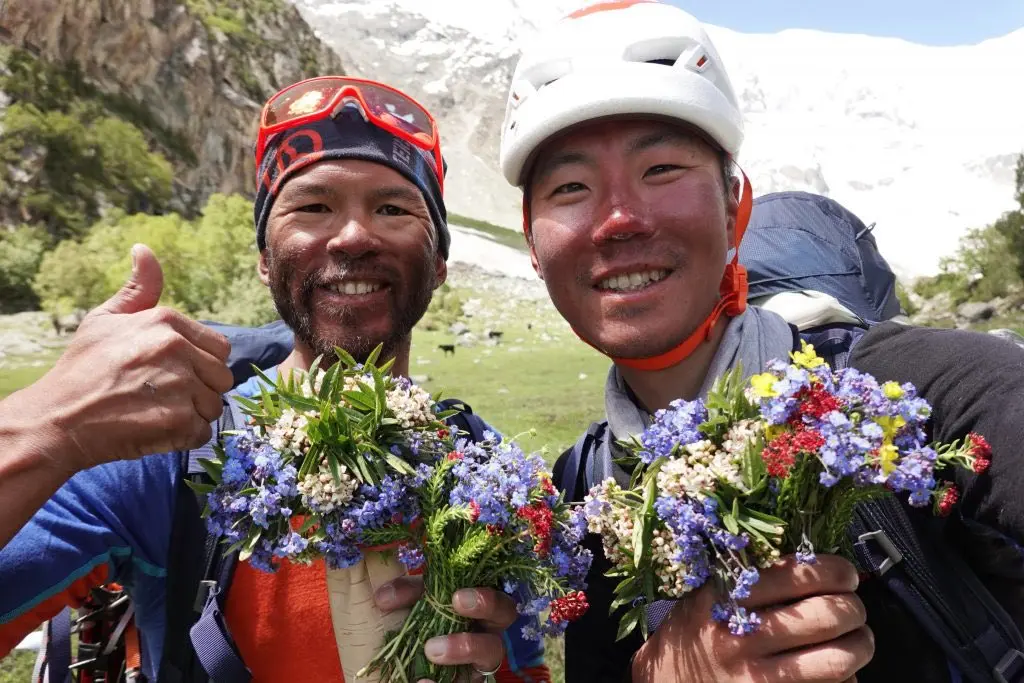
left=264, top=79, right=435, bottom=146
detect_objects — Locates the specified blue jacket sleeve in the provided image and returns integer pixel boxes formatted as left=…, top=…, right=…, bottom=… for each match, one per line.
left=0, top=453, right=179, bottom=654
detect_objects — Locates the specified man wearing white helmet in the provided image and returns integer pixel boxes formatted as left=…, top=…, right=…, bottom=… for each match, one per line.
left=500, top=1, right=1024, bottom=682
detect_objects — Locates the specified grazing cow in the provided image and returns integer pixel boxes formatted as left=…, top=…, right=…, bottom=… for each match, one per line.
left=487, top=330, right=503, bottom=343
left=438, top=344, right=455, bottom=357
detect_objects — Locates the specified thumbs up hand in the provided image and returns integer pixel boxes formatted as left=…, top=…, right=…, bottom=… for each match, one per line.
left=22, top=244, right=236, bottom=473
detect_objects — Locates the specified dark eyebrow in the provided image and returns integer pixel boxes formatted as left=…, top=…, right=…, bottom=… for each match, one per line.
left=369, top=185, right=425, bottom=205
left=531, top=151, right=592, bottom=188
left=627, top=129, right=701, bottom=155
left=278, top=181, right=341, bottom=203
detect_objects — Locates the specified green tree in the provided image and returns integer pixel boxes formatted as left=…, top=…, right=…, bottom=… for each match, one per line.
left=0, top=225, right=49, bottom=312
left=994, top=153, right=1024, bottom=280
left=0, top=102, right=173, bottom=240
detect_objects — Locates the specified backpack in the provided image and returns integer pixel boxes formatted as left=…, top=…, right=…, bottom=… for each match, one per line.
left=557, top=191, right=1024, bottom=683
left=33, top=320, right=491, bottom=683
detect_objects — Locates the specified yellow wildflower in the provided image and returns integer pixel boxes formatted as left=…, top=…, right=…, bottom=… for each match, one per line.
left=878, top=443, right=899, bottom=475
left=792, top=340, right=826, bottom=370
left=882, top=381, right=905, bottom=400
left=750, top=373, right=779, bottom=398
left=875, top=415, right=907, bottom=439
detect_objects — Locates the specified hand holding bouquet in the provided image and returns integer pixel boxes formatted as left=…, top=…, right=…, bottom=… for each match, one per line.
left=193, top=347, right=592, bottom=682
left=585, top=342, right=990, bottom=639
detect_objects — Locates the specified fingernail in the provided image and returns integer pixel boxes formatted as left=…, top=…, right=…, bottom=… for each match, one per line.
left=375, top=582, right=396, bottom=608
left=424, top=637, right=447, bottom=660
left=455, top=589, right=478, bottom=611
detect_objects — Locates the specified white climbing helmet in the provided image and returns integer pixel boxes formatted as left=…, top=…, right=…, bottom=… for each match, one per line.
left=499, top=0, right=744, bottom=187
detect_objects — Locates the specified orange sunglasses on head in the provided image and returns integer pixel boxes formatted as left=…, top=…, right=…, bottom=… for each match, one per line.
left=255, top=76, right=445, bottom=192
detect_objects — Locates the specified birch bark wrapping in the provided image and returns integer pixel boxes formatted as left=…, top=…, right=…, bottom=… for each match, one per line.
left=326, top=551, right=409, bottom=681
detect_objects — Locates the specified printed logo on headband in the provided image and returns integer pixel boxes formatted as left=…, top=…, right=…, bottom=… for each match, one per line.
left=392, top=137, right=413, bottom=169
left=259, top=128, right=326, bottom=195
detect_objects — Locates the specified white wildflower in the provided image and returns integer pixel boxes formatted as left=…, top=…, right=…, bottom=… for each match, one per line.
left=386, top=383, right=435, bottom=429
left=269, top=408, right=314, bottom=457
left=297, top=460, right=359, bottom=513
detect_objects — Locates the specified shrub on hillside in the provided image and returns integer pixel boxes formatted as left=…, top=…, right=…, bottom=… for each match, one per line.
left=32, top=193, right=275, bottom=323
left=419, top=282, right=464, bottom=331
left=0, top=225, right=49, bottom=313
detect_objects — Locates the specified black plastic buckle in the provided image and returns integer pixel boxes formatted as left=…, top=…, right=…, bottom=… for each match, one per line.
left=995, top=649, right=1024, bottom=683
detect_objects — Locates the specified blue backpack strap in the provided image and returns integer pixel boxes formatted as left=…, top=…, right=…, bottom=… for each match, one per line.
left=160, top=395, right=251, bottom=683
left=32, top=607, right=72, bottom=683
left=561, top=421, right=607, bottom=502
left=436, top=397, right=488, bottom=442
left=799, top=323, right=867, bottom=370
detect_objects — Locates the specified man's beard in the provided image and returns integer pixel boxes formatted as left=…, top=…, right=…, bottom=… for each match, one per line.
left=267, top=251, right=436, bottom=367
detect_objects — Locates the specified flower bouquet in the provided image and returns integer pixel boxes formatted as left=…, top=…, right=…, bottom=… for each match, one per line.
left=584, top=341, right=991, bottom=640
left=192, top=346, right=592, bottom=682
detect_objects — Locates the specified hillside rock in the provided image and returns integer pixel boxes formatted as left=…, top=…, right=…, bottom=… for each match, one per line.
left=0, top=0, right=343, bottom=214
left=957, top=301, right=997, bottom=323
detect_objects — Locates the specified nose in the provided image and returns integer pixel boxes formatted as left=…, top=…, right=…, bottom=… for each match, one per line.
left=590, top=203, right=652, bottom=246
left=326, top=214, right=380, bottom=259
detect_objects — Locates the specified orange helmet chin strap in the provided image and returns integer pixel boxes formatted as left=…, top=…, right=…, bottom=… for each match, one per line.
left=558, top=170, right=753, bottom=372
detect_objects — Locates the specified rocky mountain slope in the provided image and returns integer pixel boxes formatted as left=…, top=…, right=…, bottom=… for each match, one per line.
left=0, top=0, right=344, bottom=215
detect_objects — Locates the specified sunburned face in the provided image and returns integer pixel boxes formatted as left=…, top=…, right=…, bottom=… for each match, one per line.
left=259, top=159, right=446, bottom=365
left=525, top=118, right=736, bottom=359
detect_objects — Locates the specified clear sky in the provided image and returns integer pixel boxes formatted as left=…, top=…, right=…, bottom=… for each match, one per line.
left=669, top=0, right=1024, bottom=46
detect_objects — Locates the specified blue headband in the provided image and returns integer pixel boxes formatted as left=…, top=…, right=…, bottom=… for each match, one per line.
left=254, top=107, right=449, bottom=258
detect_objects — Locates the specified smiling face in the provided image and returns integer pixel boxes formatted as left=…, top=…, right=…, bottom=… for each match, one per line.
left=525, top=118, right=737, bottom=359
left=259, top=159, right=446, bottom=365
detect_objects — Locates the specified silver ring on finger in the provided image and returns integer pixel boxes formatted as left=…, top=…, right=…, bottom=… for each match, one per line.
left=143, top=380, right=157, bottom=395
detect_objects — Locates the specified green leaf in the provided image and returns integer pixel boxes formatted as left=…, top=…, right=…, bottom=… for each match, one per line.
left=334, top=346, right=358, bottom=370
left=384, top=453, right=416, bottom=475
left=298, top=516, right=320, bottom=534
left=197, top=458, right=224, bottom=485
left=364, top=343, right=383, bottom=368
left=184, top=480, right=216, bottom=495
left=616, top=604, right=644, bottom=642
left=239, top=529, right=262, bottom=562
left=342, top=390, right=376, bottom=411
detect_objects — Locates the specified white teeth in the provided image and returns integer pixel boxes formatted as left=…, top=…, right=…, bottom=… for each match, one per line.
left=599, top=269, right=669, bottom=292
left=330, top=282, right=381, bottom=295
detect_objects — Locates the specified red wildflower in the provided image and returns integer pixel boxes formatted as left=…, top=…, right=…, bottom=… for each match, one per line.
left=762, top=429, right=825, bottom=478
left=937, top=485, right=959, bottom=517
left=486, top=524, right=504, bottom=536
left=795, top=383, right=842, bottom=420
left=468, top=500, right=480, bottom=523
left=446, top=450, right=463, bottom=462
left=517, top=502, right=555, bottom=556
left=549, top=591, right=589, bottom=623
left=540, top=477, right=557, bottom=497
left=437, top=428, right=449, bottom=439
left=968, top=433, right=992, bottom=473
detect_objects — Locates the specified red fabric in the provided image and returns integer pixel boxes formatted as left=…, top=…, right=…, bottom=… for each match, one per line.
left=0, top=562, right=109, bottom=657
left=225, top=559, right=550, bottom=682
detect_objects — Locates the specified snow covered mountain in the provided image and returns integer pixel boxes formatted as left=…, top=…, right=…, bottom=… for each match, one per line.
left=290, top=0, right=1024, bottom=279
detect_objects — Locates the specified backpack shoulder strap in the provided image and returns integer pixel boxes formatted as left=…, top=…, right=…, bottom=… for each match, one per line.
left=799, top=323, right=868, bottom=371
left=32, top=606, right=71, bottom=683
left=436, top=397, right=488, bottom=442
left=161, top=395, right=251, bottom=683
left=850, top=496, right=1024, bottom=683
left=560, top=421, right=607, bottom=501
